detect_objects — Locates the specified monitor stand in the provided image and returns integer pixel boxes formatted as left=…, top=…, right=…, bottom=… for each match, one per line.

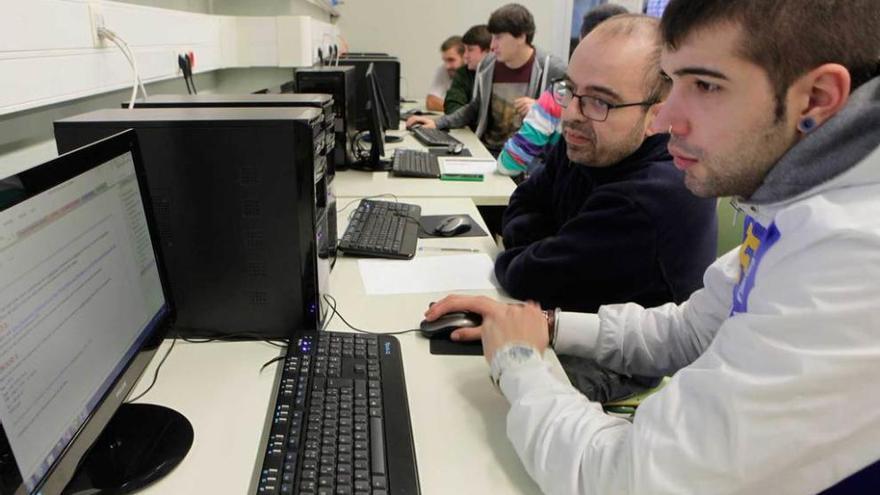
left=64, top=403, right=193, bottom=494
left=350, top=158, right=392, bottom=172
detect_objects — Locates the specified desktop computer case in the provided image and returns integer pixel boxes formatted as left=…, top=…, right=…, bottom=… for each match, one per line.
left=125, top=93, right=338, bottom=257
left=294, top=66, right=357, bottom=170
left=126, top=93, right=337, bottom=180
left=54, top=107, right=330, bottom=339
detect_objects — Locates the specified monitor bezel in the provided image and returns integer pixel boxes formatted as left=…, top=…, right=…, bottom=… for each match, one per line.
left=0, top=129, right=176, bottom=495
left=365, top=63, right=386, bottom=166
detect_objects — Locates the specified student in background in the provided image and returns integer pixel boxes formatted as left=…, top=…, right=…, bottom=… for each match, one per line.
left=497, top=3, right=629, bottom=177
left=444, top=25, right=491, bottom=115
left=426, top=1, right=880, bottom=492
left=426, top=36, right=465, bottom=112
left=407, top=3, right=566, bottom=156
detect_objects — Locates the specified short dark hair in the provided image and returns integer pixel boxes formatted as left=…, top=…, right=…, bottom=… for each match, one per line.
left=488, top=3, right=536, bottom=45
left=441, top=35, right=465, bottom=55
left=661, top=0, right=880, bottom=120
left=580, top=3, right=628, bottom=39
left=462, top=25, right=491, bottom=51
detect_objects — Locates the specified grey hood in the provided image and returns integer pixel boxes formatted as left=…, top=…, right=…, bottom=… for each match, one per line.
left=745, top=76, right=880, bottom=206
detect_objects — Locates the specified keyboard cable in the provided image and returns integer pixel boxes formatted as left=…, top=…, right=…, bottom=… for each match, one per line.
left=322, top=294, right=421, bottom=336
left=260, top=295, right=420, bottom=373
left=128, top=331, right=289, bottom=401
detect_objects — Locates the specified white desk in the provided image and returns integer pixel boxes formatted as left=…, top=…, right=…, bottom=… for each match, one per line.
left=332, top=128, right=517, bottom=207
left=131, top=197, right=557, bottom=494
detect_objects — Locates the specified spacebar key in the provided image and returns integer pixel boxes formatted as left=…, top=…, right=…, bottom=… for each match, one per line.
left=370, top=417, right=386, bottom=475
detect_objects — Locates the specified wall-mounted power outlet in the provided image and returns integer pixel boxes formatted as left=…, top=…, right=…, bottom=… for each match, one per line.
left=89, top=2, right=107, bottom=48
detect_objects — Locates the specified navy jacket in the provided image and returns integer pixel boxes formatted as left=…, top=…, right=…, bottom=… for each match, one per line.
left=495, top=135, right=717, bottom=312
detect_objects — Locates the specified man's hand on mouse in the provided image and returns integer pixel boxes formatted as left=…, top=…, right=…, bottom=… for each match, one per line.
left=514, top=97, right=535, bottom=118
left=405, top=115, right=436, bottom=129
left=424, top=295, right=549, bottom=363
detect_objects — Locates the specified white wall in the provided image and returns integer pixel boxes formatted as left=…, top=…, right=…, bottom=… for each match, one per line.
left=336, top=0, right=570, bottom=101
left=115, top=0, right=211, bottom=12
left=0, top=0, right=332, bottom=177
left=209, top=0, right=332, bottom=19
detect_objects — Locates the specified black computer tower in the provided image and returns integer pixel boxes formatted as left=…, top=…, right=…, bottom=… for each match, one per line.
left=125, top=94, right=339, bottom=258
left=54, top=107, right=330, bottom=339
left=294, top=66, right=357, bottom=170
left=343, top=52, right=389, bottom=57
left=337, top=55, right=401, bottom=132
left=126, top=93, right=337, bottom=178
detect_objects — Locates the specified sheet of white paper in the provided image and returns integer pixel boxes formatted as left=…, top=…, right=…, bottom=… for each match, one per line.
left=439, top=158, right=497, bottom=175
left=358, top=253, right=498, bottom=295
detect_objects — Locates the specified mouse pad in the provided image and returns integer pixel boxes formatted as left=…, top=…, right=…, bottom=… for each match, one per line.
left=430, top=338, right=484, bottom=356
left=418, top=215, right=488, bottom=239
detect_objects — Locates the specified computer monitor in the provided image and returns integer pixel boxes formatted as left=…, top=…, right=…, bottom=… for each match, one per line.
left=338, top=55, right=401, bottom=131
left=0, top=130, right=191, bottom=494
left=359, top=63, right=389, bottom=170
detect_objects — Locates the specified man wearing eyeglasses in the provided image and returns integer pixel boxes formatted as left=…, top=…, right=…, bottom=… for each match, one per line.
left=493, top=15, right=717, bottom=327
left=426, top=0, right=880, bottom=492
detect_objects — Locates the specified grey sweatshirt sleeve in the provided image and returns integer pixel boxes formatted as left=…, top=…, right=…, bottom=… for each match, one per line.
left=434, top=96, right=479, bottom=130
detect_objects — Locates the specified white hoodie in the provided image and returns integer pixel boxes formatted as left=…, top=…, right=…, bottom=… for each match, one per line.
left=494, top=78, right=880, bottom=494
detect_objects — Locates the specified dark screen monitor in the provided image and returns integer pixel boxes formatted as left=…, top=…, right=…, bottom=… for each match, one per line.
left=338, top=55, right=400, bottom=131
left=0, top=130, right=191, bottom=494
left=363, top=63, right=387, bottom=169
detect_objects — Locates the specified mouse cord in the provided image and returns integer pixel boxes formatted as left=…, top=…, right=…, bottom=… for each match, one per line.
left=322, top=294, right=421, bottom=336
left=393, top=213, right=429, bottom=235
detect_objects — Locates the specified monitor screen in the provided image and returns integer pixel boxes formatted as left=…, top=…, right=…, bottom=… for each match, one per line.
left=365, top=62, right=386, bottom=165
left=0, top=133, right=170, bottom=494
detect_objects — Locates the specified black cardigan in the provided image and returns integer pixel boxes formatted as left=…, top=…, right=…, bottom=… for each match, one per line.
left=495, top=135, right=718, bottom=312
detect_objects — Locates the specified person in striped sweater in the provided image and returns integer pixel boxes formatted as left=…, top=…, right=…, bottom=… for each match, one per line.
left=497, top=3, right=628, bottom=178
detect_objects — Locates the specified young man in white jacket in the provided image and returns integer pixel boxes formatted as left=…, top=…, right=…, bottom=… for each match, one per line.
left=424, top=0, right=880, bottom=493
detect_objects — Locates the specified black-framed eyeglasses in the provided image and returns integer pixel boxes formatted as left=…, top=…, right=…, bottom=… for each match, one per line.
left=551, top=79, right=657, bottom=122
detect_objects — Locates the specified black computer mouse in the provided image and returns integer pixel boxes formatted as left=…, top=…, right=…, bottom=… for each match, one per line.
left=419, top=311, right=483, bottom=340
left=433, top=216, right=472, bottom=237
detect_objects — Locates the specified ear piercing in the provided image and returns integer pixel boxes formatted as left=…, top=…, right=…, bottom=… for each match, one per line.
left=798, top=116, right=817, bottom=133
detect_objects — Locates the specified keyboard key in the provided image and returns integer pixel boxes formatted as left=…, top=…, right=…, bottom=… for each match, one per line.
left=370, top=418, right=387, bottom=475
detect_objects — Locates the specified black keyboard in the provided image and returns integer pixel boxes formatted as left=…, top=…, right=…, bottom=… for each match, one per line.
left=392, top=150, right=440, bottom=178
left=409, top=126, right=463, bottom=147
left=255, top=332, right=420, bottom=495
left=338, top=200, right=421, bottom=259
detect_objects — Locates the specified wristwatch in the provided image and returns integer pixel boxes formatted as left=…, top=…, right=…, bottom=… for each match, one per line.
left=490, top=344, right=538, bottom=388
left=542, top=307, right=560, bottom=348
